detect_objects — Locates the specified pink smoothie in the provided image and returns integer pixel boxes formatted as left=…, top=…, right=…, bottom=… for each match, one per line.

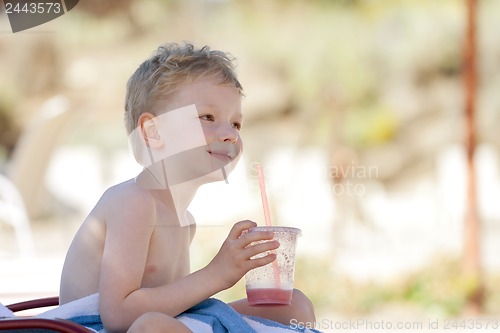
left=246, top=288, right=293, bottom=306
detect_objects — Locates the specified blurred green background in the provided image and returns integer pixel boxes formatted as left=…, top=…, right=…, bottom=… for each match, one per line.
left=1, top=0, right=500, bottom=328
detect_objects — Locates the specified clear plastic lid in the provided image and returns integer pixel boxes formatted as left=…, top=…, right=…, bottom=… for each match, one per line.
left=249, top=226, right=302, bottom=236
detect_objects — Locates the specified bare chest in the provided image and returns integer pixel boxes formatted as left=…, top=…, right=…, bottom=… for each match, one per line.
left=141, top=224, right=194, bottom=287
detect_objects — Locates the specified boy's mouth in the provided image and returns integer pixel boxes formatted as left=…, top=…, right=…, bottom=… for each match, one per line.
left=206, top=141, right=242, bottom=166
left=208, top=150, right=233, bottom=162
left=207, top=143, right=240, bottom=163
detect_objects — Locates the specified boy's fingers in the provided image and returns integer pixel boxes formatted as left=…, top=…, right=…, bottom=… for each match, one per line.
left=241, top=230, right=275, bottom=245
left=227, top=220, right=257, bottom=240
left=248, top=253, right=277, bottom=270
left=244, top=240, right=280, bottom=259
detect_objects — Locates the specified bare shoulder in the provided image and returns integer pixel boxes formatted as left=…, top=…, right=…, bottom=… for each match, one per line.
left=96, top=179, right=156, bottom=227
left=100, top=179, right=142, bottom=198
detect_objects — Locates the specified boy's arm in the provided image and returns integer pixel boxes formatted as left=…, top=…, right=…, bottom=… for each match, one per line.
left=98, top=189, right=278, bottom=333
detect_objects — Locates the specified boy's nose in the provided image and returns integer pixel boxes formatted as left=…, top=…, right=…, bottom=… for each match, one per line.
left=217, top=124, right=239, bottom=144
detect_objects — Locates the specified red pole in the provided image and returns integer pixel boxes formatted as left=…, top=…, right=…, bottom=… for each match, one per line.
left=463, top=0, right=482, bottom=313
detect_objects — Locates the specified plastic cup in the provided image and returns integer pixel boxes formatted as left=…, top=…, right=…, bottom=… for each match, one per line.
left=244, top=226, right=302, bottom=306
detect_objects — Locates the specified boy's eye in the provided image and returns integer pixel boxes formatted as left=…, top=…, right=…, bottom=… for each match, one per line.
left=232, top=122, right=242, bottom=131
left=200, top=114, right=215, bottom=122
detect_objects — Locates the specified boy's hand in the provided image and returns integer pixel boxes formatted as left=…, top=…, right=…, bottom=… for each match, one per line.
left=207, top=220, right=279, bottom=290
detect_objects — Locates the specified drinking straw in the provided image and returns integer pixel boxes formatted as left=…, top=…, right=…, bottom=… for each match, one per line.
left=257, top=164, right=272, bottom=227
left=256, top=163, right=281, bottom=288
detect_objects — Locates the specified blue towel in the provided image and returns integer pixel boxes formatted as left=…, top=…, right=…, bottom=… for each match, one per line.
left=178, top=298, right=322, bottom=333
left=34, top=294, right=322, bottom=333
left=67, top=314, right=104, bottom=332
left=181, top=298, right=257, bottom=332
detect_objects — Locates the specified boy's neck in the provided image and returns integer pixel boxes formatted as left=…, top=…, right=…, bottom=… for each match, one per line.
left=136, top=161, right=200, bottom=226
left=169, top=182, right=198, bottom=226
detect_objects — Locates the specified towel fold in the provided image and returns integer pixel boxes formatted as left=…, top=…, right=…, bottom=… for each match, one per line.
left=5, top=294, right=322, bottom=333
left=36, top=293, right=103, bottom=332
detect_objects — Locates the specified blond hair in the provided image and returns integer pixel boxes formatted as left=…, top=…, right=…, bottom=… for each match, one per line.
left=124, top=42, right=243, bottom=134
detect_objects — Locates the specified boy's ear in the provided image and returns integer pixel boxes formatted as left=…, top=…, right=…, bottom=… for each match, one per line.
left=138, top=112, right=164, bottom=149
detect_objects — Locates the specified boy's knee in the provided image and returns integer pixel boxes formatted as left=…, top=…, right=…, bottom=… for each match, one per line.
left=291, top=289, right=316, bottom=323
left=128, top=312, right=164, bottom=332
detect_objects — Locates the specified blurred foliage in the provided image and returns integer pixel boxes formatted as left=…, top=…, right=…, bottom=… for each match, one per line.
left=295, top=256, right=500, bottom=317
left=0, top=103, right=20, bottom=161
left=400, top=259, right=472, bottom=316
left=344, top=105, right=398, bottom=148
left=2, top=0, right=499, bottom=158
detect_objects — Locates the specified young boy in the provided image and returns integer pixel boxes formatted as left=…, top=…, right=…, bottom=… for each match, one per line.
left=59, top=42, right=316, bottom=333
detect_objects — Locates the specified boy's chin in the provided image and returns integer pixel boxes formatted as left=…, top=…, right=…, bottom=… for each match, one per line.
left=200, top=156, right=239, bottom=184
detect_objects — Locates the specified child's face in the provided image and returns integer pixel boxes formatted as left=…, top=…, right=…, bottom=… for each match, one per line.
left=165, top=75, right=243, bottom=150
left=139, top=75, right=243, bottom=185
